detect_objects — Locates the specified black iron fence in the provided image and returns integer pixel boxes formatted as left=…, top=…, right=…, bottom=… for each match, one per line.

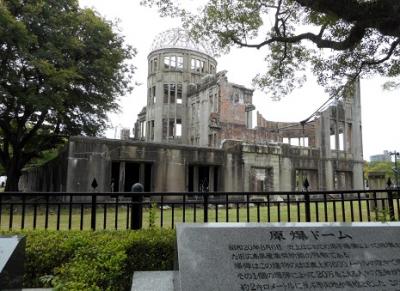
left=0, top=189, right=399, bottom=230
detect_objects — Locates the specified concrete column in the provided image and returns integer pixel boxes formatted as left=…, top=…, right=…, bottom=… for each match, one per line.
left=318, top=110, right=333, bottom=190
left=309, top=171, right=319, bottom=191
left=224, top=154, right=234, bottom=192
left=66, top=141, right=75, bottom=192
left=139, top=163, right=145, bottom=186
left=243, top=164, right=251, bottom=192
left=343, top=122, right=349, bottom=152
left=193, top=166, right=199, bottom=192
left=209, top=166, right=214, bottom=192
left=368, top=171, right=387, bottom=211
left=279, top=158, right=292, bottom=192
left=351, top=80, right=363, bottom=160
left=350, top=80, right=364, bottom=189
left=185, top=164, right=189, bottom=191
left=119, top=162, right=125, bottom=193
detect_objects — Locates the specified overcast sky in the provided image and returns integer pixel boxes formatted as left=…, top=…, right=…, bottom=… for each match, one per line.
left=79, top=0, right=399, bottom=161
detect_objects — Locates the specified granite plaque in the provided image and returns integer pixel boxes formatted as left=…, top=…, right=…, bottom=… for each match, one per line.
left=176, top=222, right=400, bottom=291
left=0, top=235, right=26, bottom=290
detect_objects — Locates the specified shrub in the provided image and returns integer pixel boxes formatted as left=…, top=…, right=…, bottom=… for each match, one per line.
left=2, top=229, right=175, bottom=290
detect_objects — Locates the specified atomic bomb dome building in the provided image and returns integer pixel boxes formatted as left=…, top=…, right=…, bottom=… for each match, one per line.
left=21, top=29, right=364, bottom=194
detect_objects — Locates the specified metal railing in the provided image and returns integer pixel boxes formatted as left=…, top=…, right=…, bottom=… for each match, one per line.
left=0, top=189, right=399, bottom=230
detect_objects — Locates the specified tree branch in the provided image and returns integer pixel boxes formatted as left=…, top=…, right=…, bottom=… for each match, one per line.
left=231, top=23, right=366, bottom=50
left=274, top=0, right=283, bottom=37
left=361, top=38, right=400, bottom=66
left=19, top=110, right=47, bottom=149
left=295, top=0, right=400, bottom=37
left=294, top=0, right=363, bottom=20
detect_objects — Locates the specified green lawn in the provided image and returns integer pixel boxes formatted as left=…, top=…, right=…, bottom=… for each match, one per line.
left=0, top=199, right=397, bottom=230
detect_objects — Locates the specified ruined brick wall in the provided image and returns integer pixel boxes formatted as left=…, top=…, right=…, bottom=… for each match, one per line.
left=256, top=112, right=317, bottom=146
left=218, top=123, right=275, bottom=144
left=218, top=82, right=252, bottom=125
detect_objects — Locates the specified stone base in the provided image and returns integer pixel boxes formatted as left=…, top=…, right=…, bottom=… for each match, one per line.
left=131, top=271, right=178, bottom=291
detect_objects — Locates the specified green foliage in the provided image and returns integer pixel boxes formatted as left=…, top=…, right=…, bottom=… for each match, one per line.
left=376, top=208, right=391, bottom=223
left=2, top=229, right=175, bottom=290
left=142, top=0, right=400, bottom=98
left=0, top=0, right=135, bottom=191
left=24, top=142, right=66, bottom=170
left=148, top=202, right=157, bottom=228
left=364, top=161, right=395, bottom=180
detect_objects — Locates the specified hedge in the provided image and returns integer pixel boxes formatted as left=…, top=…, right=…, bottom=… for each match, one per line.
left=1, top=229, right=176, bottom=290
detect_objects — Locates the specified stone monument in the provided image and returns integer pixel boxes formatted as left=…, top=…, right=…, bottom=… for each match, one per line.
left=132, top=222, right=400, bottom=291
left=0, top=235, right=26, bottom=290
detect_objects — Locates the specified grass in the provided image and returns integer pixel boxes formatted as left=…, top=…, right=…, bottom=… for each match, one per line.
left=0, top=199, right=397, bottom=230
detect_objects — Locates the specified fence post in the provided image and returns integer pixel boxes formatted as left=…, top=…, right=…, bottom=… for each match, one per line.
left=203, top=192, right=209, bottom=223
left=387, top=178, right=395, bottom=221
left=91, top=195, right=97, bottom=230
left=91, top=178, right=98, bottom=230
left=131, top=183, right=144, bottom=229
left=303, top=178, right=311, bottom=222
left=21, top=194, right=26, bottom=230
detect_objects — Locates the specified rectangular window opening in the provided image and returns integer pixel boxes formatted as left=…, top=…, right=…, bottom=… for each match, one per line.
left=210, top=64, right=215, bottom=73
left=170, top=56, right=177, bottom=68
left=124, top=163, right=140, bottom=192
left=177, top=56, right=183, bottom=69
left=164, top=56, right=170, bottom=69
left=177, top=84, right=183, bottom=104
left=196, top=60, right=201, bottom=72
left=191, top=58, right=205, bottom=72
left=290, top=139, right=299, bottom=146
left=170, top=83, right=176, bottom=103
left=140, top=121, right=146, bottom=138
left=330, top=134, right=336, bottom=150
left=168, top=119, right=175, bottom=137
left=154, top=58, right=158, bottom=72
left=150, top=120, right=154, bottom=140
left=152, top=86, right=156, bottom=104
left=302, top=137, right=309, bottom=147
left=338, top=133, right=344, bottom=151
left=191, top=59, right=196, bottom=71
left=176, top=119, right=182, bottom=137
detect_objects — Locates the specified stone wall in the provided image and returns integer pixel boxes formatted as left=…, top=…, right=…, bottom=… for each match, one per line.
left=19, top=150, right=68, bottom=192
left=51, top=136, right=364, bottom=194
left=65, top=137, right=225, bottom=193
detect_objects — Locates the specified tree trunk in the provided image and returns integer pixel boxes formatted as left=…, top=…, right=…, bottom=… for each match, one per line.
left=4, top=159, right=22, bottom=192
left=5, top=174, right=20, bottom=192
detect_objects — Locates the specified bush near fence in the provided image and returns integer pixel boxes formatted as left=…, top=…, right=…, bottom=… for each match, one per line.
left=1, top=229, right=175, bottom=290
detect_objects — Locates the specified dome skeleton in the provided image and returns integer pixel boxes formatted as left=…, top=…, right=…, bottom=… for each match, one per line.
left=151, top=28, right=215, bottom=56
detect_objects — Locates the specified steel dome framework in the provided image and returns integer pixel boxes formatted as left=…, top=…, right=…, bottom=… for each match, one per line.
left=151, top=28, right=215, bottom=57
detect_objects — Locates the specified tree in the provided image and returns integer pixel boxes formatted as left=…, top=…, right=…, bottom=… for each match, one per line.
left=364, top=160, right=394, bottom=181
left=0, top=0, right=135, bottom=191
left=142, top=0, right=400, bottom=99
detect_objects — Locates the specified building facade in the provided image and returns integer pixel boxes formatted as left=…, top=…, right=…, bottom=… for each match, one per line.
left=21, top=29, right=364, bottom=193
left=370, top=151, right=392, bottom=162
